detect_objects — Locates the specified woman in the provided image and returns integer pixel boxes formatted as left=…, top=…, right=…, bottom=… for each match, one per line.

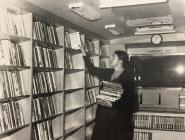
left=80, top=45, right=138, bottom=140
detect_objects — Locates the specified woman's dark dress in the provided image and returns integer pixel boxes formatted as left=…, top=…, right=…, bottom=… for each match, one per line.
left=83, top=55, right=138, bottom=140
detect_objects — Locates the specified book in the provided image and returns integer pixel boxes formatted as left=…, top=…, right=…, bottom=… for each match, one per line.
left=69, top=32, right=82, bottom=50
left=96, top=81, right=123, bottom=107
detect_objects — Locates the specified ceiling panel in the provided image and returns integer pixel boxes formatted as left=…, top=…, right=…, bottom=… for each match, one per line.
left=21, top=0, right=185, bottom=39
left=112, top=2, right=171, bottom=20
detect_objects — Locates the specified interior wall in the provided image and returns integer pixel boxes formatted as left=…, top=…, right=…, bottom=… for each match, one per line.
left=110, top=33, right=185, bottom=45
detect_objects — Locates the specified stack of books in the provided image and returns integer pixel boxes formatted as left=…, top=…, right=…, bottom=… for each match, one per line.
left=96, top=81, right=123, bottom=107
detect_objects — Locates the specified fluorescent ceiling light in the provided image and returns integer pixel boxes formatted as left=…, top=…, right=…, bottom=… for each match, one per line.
left=68, top=2, right=101, bottom=21
left=134, top=24, right=176, bottom=35
left=126, top=15, right=174, bottom=27
left=100, top=0, right=168, bottom=8
left=105, top=24, right=124, bottom=35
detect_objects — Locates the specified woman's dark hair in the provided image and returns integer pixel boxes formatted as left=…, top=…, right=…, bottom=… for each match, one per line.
left=114, top=50, right=129, bottom=68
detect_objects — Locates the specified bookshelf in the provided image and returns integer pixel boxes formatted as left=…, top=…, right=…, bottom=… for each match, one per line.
left=0, top=8, right=32, bottom=140
left=32, top=15, right=64, bottom=140
left=84, top=40, right=100, bottom=140
left=0, top=2, right=101, bottom=140
left=133, top=111, right=185, bottom=140
left=132, top=87, right=185, bottom=140
left=64, top=29, right=85, bottom=140
left=64, top=30, right=101, bottom=140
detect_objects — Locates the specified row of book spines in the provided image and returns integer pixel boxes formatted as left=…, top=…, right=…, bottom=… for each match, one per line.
left=179, top=94, right=185, bottom=109
left=101, top=81, right=122, bottom=88
left=33, top=71, right=57, bottom=95
left=64, top=52, right=74, bottom=69
left=0, top=71, right=26, bottom=99
left=64, top=48, right=99, bottom=69
left=0, top=10, right=26, bottom=37
left=33, top=120, right=54, bottom=140
left=133, top=132, right=152, bottom=140
left=0, top=101, right=25, bottom=133
left=85, top=89, right=96, bottom=106
left=133, top=115, right=185, bottom=130
left=100, top=90, right=121, bottom=98
left=33, top=19, right=59, bottom=45
left=101, top=88, right=123, bottom=95
left=102, top=84, right=123, bottom=90
left=96, top=94, right=119, bottom=102
left=85, top=73, right=99, bottom=88
left=65, top=31, right=99, bottom=52
left=32, top=96, right=57, bottom=122
left=0, top=40, right=26, bottom=66
left=33, top=45, right=59, bottom=68
left=101, top=84, right=123, bottom=93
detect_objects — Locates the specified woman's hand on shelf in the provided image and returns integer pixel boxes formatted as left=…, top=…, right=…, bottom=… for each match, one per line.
left=78, top=44, right=87, bottom=56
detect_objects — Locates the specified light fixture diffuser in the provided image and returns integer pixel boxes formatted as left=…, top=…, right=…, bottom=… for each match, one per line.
left=68, top=2, right=101, bottom=21
left=104, top=24, right=124, bottom=35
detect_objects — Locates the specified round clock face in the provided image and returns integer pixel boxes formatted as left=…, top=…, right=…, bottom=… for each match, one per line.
left=151, top=34, right=162, bottom=45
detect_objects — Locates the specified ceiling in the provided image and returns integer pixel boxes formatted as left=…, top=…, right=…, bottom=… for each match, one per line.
left=20, top=0, right=185, bottom=39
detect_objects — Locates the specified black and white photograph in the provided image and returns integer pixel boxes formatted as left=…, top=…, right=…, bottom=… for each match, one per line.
left=0, top=0, right=185, bottom=140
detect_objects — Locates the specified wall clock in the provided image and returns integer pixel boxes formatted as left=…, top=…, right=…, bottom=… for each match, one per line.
left=151, top=34, right=163, bottom=45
